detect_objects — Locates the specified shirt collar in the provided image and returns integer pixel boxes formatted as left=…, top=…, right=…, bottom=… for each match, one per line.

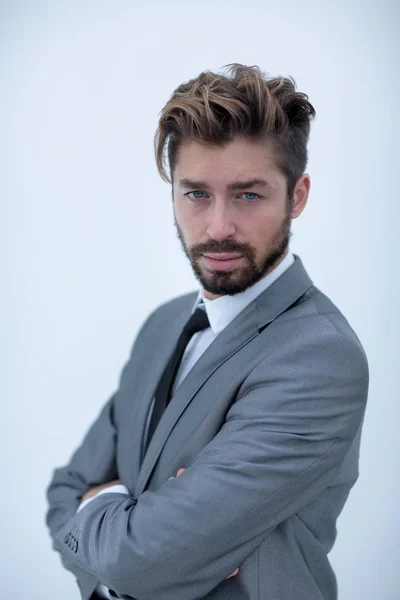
left=192, top=251, right=294, bottom=334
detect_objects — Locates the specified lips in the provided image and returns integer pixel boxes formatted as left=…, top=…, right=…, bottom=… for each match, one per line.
left=202, top=254, right=244, bottom=271
left=203, top=253, right=243, bottom=260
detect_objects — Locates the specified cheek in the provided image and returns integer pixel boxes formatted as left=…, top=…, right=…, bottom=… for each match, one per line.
left=253, top=205, right=284, bottom=231
left=178, top=210, right=205, bottom=240
left=241, top=211, right=282, bottom=251
left=241, top=208, right=274, bottom=235
left=174, top=202, right=190, bottom=232
left=175, top=198, right=193, bottom=222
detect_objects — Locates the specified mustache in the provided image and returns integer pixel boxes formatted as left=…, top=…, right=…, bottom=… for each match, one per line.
left=191, top=244, right=249, bottom=257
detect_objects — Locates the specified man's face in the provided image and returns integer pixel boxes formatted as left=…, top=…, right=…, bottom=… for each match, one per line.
left=172, top=137, right=309, bottom=300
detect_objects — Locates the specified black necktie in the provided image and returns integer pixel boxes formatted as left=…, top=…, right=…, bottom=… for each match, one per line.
left=145, top=306, right=210, bottom=452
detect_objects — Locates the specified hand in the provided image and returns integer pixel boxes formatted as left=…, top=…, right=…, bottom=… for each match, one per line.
left=81, top=479, right=121, bottom=503
left=168, top=468, right=240, bottom=581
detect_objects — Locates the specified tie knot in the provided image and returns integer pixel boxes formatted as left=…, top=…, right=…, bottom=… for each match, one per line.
left=183, top=307, right=210, bottom=336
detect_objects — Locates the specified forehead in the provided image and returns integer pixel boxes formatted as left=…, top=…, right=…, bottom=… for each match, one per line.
left=173, top=137, right=283, bottom=188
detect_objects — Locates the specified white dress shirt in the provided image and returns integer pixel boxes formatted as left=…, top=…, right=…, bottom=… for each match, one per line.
left=77, top=251, right=294, bottom=599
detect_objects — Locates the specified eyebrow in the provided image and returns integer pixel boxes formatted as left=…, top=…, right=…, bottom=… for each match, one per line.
left=178, top=178, right=272, bottom=191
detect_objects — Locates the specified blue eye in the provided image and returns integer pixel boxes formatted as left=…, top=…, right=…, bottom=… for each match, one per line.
left=186, top=191, right=207, bottom=199
left=184, top=191, right=260, bottom=202
left=242, top=193, right=259, bottom=201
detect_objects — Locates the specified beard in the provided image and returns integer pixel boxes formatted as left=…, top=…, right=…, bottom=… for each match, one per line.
left=173, top=208, right=293, bottom=297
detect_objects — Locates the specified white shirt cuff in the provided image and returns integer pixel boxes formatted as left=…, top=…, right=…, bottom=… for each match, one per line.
left=77, top=484, right=130, bottom=512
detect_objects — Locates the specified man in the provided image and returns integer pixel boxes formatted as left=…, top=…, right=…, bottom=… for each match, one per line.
left=45, top=63, right=369, bottom=600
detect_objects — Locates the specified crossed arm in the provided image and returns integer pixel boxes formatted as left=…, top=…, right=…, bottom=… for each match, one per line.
left=79, top=469, right=240, bottom=590
left=45, top=329, right=368, bottom=600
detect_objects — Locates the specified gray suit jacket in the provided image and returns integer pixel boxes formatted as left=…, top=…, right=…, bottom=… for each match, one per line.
left=45, top=254, right=369, bottom=600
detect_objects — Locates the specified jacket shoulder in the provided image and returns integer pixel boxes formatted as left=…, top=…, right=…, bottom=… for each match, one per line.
left=279, top=284, right=366, bottom=349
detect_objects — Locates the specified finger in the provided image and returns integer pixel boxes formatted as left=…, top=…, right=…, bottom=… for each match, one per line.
left=225, top=568, right=239, bottom=579
left=176, top=468, right=185, bottom=477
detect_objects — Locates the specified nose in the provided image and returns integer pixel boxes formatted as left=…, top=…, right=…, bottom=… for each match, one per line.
left=206, top=203, right=237, bottom=240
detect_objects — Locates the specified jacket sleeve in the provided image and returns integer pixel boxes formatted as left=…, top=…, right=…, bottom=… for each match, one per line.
left=50, top=327, right=369, bottom=600
left=45, top=391, right=121, bottom=594
left=44, top=310, right=157, bottom=593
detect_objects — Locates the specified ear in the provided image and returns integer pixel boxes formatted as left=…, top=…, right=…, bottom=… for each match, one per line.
left=291, top=174, right=310, bottom=219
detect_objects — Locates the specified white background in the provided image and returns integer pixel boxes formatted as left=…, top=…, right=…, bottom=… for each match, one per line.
left=2, top=1, right=398, bottom=598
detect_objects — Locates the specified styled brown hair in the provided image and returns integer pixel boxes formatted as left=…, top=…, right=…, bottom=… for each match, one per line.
left=154, top=63, right=316, bottom=203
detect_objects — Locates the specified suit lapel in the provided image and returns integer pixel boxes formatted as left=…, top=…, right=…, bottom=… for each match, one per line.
left=134, top=254, right=313, bottom=496
left=125, top=298, right=196, bottom=485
